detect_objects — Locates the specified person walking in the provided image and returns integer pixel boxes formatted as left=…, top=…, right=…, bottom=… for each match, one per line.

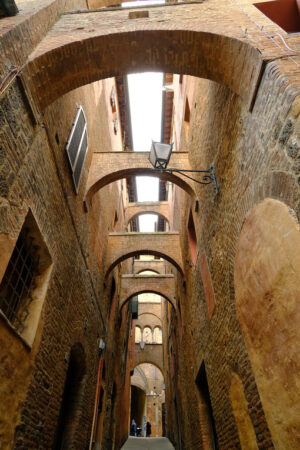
left=130, top=419, right=137, bottom=436
left=146, top=421, right=151, bottom=437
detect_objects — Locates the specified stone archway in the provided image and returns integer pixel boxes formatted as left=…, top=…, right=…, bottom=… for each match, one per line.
left=105, top=232, right=183, bottom=276
left=119, top=274, right=176, bottom=309
left=85, top=152, right=194, bottom=208
left=234, top=198, right=300, bottom=449
left=22, top=6, right=267, bottom=112
left=125, top=201, right=170, bottom=228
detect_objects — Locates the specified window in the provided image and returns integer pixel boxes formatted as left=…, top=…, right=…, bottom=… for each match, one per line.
left=66, top=106, right=88, bottom=193
left=0, top=210, right=52, bottom=346
left=188, top=210, right=198, bottom=266
left=135, top=326, right=142, bottom=343
left=153, top=327, right=162, bottom=344
left=143, top=327, right=152, bottom=344
left=184, top=98, right=190, bottom=137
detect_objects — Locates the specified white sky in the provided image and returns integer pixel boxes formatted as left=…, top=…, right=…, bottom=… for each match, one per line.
left=127, top=72, right=164, bottom=231
left=122, top=0, right=165, bottom=7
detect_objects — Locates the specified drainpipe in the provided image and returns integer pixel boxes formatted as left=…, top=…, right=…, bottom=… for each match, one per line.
left=89, top=344, right=105, bottom=450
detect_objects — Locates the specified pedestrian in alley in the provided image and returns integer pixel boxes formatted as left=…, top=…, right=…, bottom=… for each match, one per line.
left=146, top=421, right=151, bottom=437
left=130, top=419, right=137, bottom=436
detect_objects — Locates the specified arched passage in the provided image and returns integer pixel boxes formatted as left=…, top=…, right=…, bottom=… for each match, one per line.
left=120, top=274, right=175, bottom=309
left=120, top=290, right=175, bottom=311
left=128, top=212, right=169, bottom=229
left=105, top=232, right=183, bottom=276
left=125, top=201, right=170, bottom=229
left=235, top=198, right=300, bottom=449
left=24, top=17, right=264, bottom=111
left=85, top=152, right=195, bottom=208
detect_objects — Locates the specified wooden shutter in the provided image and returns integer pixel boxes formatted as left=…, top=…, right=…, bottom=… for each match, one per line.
left=66, top=106, right=88, bottom=193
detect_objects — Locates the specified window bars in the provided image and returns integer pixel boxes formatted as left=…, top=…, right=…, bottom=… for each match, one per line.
left=0, top=228, right=39, bottom=332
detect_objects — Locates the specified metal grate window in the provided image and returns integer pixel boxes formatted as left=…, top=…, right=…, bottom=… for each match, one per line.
left=66, top=106, right=88, bottom=193
left=0, top=228, right=39, bottom=332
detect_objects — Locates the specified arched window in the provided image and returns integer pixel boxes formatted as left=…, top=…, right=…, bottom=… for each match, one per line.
left=135, top=326, right=142, bottom=343
left=143, top=327, right=152, bottom=344
left=153, top=327, right=162, bottom=344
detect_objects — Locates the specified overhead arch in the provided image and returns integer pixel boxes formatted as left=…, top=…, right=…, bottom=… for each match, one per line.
left=105, top=232, right=183, bottom=276
left=137, top=312, right=162, bottom=323
left=120, top=274, right=175, bottom=309
left=120, top=290, right=175, bottom=311
left=23, top=9, right=265, bottom=111
left=84, top=152, right=194, bottom=208
left=125, top=201, right=170, bottom=228
left=133, top=359, right=164, bottom=377
left=128, top=212, right=169, bottom=228
left=137, top=269, right=160, bottom=275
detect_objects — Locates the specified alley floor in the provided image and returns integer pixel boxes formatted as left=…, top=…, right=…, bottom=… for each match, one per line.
left=121, top=437, right=175, bottom=449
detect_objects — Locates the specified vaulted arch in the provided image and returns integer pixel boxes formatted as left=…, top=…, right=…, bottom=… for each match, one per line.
left=85, top=152, right=195, bottom=209
left=105, top=232, right=183, bottom=276
left=120, top=274, right=176, bottom=309
left=23, top=11, right=265, bottom=111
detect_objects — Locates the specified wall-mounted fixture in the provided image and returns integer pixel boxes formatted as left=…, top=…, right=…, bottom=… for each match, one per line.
left=149, top=141, right=218, bottom=194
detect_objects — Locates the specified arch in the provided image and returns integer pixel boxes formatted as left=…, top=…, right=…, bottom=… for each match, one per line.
left=120, top=290, right=175, bottom=311
left=107, top=250, right=183, bottom=277
left=53, top=343, right=86, bottom=449
left=128, top=212, right=169, bottom=228
left=25, top=21, right=263, bottom=111
left=153, top=327, right=163, bottom=344
left=137, top=269, right=160, bottom=275
left=86, top=166, right=195, bottom=208
left=234, top=198, right=300, bottom=449
left=134, top=361, right=164, bottom=377
left=120, top=273, right=176, bottom=308
left=137, top=312, right=162, bottom=324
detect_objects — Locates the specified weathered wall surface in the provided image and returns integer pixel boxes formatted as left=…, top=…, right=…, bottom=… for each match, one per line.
left=0, top=71, right=124, bottom=448
left=165, top=49, right=300, bottom=448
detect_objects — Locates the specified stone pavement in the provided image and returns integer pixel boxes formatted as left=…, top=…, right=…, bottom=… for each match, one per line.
left=121, top=437, right=175, bottom=449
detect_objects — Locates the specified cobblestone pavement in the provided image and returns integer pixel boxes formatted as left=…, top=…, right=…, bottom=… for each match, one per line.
left=121, top=437, right=175, bottom=449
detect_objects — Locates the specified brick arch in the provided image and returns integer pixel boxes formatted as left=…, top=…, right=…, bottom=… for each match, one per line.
left=107, top=250, right=182, bottom=277
left=138, top=312, right=162, bottom=323
left=137, top=269, right=160, bottom=275
left=106, top=232, right=183, bottom=276
left=120, top=290, right=175, bottom=311
left=134, top=361, right=164, bottom=378
left=85, top=166, right=195, bottom=209
left=128, top=212, right=169, bottom=228
left=24, top=20, right=263, bottom=111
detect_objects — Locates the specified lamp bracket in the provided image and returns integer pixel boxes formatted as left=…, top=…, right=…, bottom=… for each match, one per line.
left=163, top=165, right=218, bottom=195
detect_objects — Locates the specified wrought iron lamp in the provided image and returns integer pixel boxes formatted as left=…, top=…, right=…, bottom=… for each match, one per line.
left=149, top=141, right=218, bottom=194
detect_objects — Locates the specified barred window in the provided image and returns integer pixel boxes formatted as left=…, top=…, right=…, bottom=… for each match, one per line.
left=0, top=228, right=39, bottom=332
left=0, top=210, right=52, bottom=346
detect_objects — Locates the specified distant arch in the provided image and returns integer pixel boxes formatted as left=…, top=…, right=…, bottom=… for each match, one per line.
left=137, top=269, right=160, bottom=275
left=106, top=250, right=183, bottom=277
left=86, top=168, right=195, bottom=207
left=138, top=312, right=162, bottom=323
left=127, top=212, right=169, bottom=228
left=120, top=290, right=175, bottom=311
left=134, top=361, right=164, bottom=377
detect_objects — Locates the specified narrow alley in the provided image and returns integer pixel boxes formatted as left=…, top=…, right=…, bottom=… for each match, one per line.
left=0, top=0, right=300, bottom=449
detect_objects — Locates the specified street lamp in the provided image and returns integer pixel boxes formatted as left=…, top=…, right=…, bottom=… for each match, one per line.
left=149, top=141, right=218, bottom=194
